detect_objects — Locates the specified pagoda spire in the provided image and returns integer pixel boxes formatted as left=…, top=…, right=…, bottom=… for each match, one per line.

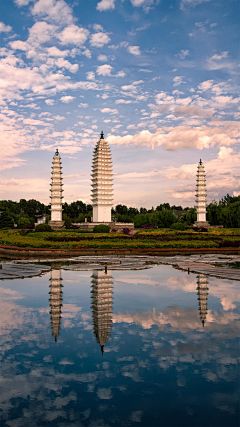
left=196, top=274, right=208, bottom=328
left=49, top=269, right=63, bottom=342
left=49, top=150, right=65, bottom=229
left=91, top=132, right=113, bottom=223
left=194, top=159, right=210, bottom=228
left=91, top=270, right=114, bottom=355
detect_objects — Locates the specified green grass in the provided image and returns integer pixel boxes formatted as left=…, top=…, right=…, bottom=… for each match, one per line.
left=0, top=228, right=239, bottom=250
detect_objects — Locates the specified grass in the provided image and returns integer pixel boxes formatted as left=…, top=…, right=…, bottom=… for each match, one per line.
left=0, top=228, right=240, bottom=250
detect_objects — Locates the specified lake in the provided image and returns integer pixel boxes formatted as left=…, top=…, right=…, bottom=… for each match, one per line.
left=0, top=264, right=239, bottom=426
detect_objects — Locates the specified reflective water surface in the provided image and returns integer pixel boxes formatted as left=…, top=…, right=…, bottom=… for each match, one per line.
left=0, top=265, right=239, bottom=427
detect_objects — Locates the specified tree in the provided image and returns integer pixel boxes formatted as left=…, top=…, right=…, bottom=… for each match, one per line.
left=0, top=212, right=14, bottom=229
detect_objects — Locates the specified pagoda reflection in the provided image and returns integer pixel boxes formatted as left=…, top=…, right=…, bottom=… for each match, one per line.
left=196, top=274, right=208, bottom=327
left=49, top=269, right=63, bottom=342
left=91, top=270, right=114, bottom=355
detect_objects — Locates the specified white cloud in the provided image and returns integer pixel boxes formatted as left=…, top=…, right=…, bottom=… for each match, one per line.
left=28, top=21, right=56, bottom=46
left=180, top=0, right=212, bottom=10
left=173, top=76, right=186, bottom=86
left=0, top=22, right=12, bottom=33
left=116, top=70, right=126, bottom=77
left=96, top=0, right=115, bottom=12
left=55, top=58, right=78, bottom=73
left=100, top=108, right=118, bottom=114
left=60, top=95, right=75, bottom=103
left=45, top=99, right=55, bottom=105
left=53, top=115, right=65, bottom=120
left=97, top=388, right=113, bottom=399
left=90, top=32, right=110, bottom=48
left=96, top=64, right=113, bottom=76
left=86, top=71, right=95, bottom=80
left=131, top=0, right=156, bottom=12
left=107, top=121, right=240, bottom=151
left=128, top=45, right=141, bottom=56
left=9, top=40, right=28, bottom=51
left=31, top=0, right=73, bottom=25
left=14, top=0, right=32, bottom=5
left=97, top=54, right=108, bottom=61
left=115, top=99, right=133, bottom=104
left=218, top=146, right=233, bottom=160
left=176, top=49, right=189, bottom=59
left=211, top=51, right=228, bottom=61
left=198, top=80, right=213, bottom=91
left=58, top=25, right=89, bottom=46
left=47, top=46, right=69, bottom=57
left=78, top=103, right=88, bottom=108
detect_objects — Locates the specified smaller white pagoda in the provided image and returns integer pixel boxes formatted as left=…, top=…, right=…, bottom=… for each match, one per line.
left=194, top=159, right=210, bottom=228
left=49, top=149, right=65, bottom=229
left=196, top=274, right=208, bottom=328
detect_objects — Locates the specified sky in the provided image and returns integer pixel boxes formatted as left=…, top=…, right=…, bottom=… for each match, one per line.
left=0, top=0, right=239, bottom=208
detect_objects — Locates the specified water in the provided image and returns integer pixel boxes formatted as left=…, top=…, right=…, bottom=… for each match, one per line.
left=0, top=264, right=239, bottom=427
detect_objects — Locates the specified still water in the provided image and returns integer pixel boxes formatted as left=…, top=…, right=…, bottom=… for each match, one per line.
left=0, top=265, right=239, bottom=427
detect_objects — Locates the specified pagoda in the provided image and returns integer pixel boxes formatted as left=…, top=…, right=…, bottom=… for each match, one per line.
left=49, top=149, right=65, bottom=229
left=49, top=269, right=63, bottom=342
left=91, top=131, right=113, bottom=223
left=194, top=159, right=210, bottom=228
left=91, top=270, right=114, bottom=355
left=196, top=274, right=208, bottom=328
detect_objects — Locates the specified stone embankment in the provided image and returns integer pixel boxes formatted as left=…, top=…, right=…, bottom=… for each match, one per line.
left=0, top=243, right=240, bottom=259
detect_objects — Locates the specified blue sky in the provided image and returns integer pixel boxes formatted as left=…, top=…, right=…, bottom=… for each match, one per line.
left=0, top=0, right=239, bottom=207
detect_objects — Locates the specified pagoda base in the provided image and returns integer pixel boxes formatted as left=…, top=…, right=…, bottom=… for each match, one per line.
left=193, top=221, right=210, bottom=228
left=48, top=220, right=65, bottom=230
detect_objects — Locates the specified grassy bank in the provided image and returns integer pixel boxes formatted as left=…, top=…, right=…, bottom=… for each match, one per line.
left=0, top=228, right=240, bottom=250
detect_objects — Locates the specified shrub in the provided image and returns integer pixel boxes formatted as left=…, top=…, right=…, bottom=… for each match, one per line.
left=111, top=228, right=117, bottom=232
left=140, top=224, right=157, bottom=229
left=122, top=228, right=130, bottom=235
left=18, top=217, right=34, bottom=229
left=35, top=223, right=52, bottom=232
left=0, top=212, right=14, bottom=229
left=170, top=223, right=185, bottom=231
left=93, top=224, right=110, bottom=233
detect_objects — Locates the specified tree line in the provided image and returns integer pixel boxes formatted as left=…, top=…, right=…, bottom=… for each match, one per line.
left=0, top=194, right=240, bottom=229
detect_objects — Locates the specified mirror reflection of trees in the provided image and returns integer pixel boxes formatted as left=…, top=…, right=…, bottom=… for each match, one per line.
left=196, top=274, right=209, bottom=327
left=91, top=270, right=114, bottom=355
left=49, top=269, right=63, bottom=342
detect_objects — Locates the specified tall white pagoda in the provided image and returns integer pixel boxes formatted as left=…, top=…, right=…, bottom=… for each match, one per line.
left=49, top=269, right=63, bottom=342
left=91, top=270, right=114, bottom=355
left=196, top=274, right=208, bottom=328
left=194, top=159, right=210, bottom=228
left=49, top=149, right=65, bottom=229
left=91, top=132, right=113, bottom=223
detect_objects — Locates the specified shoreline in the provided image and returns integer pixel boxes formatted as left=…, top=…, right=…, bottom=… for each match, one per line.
left=1, top=244, right=240, bottom=259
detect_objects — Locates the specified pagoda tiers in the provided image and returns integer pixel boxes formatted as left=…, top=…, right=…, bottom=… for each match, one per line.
left=49, top=149, right=65, bottom=229
left=91, top=131, right=113, bottom=223
left=91, top=270, right=114, bottom=355
left=196, top=274, right=208, bottom=328
left=194, top=159, right=210, bottom=228
left=49, top=269, right=63, bottom=342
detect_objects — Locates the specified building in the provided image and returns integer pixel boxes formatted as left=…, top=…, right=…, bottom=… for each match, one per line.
left=91, top=270, right=114, bottom=355
left=196, top=274, right=208, bottom=327
left=35, top=214, right=47, bottom=225
left=49, top=149, right=65, bottom=229
left=49, top=269, right=63, bottom=342
left=91, top=132, right=113, bottom=223
left=194, top=159, right=210, bottom=228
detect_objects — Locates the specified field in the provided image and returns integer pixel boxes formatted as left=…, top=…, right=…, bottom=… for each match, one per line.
left=0, top=228, right=240, bottom=250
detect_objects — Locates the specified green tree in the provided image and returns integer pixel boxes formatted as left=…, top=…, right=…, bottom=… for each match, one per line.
left=0, top=212, right=14, bottom=229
